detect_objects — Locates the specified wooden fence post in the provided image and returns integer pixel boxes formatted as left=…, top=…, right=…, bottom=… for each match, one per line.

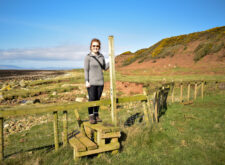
left=0, top=118, right=3, bottom=161
left=171, top=84, right=174, bottom=103
left=201, top=81, right=204, bottom=100
left=154, top=91, right=159, bottom=123
left=194, top=82, right=197, bottom=100
left=145, top=86, right=154, bottom=123
left=63, top=111, right=68, bottom=147
left=180, top=83, right=183, bottom=102
left=187, top=83, right=190, bottom=101
left=142, top=88, right=150, bottom=126
left=109, top=36, right=117, bottom=126
left=53, top=111, right=59, bottom=151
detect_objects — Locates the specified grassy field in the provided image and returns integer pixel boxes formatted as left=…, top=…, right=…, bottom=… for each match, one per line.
left=1, top=69, right=224, bottom=164
left=3, top=88, right=225, bottom=165
left=115, top=72, right=225, bottom=83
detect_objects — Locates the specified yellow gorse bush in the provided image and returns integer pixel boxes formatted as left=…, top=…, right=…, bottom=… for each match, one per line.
left=121, top=26, right=225, bottom=65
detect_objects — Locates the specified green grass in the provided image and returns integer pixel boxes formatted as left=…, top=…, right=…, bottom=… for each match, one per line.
left=1, top=69, right=225, bottom=164
left=3, top=68, right=223, bottom=101
left=115, top=72, right=225, bottom=83
left=3, top=90, right=225, bottom=165
left=2, top=85, right=79, bottom=100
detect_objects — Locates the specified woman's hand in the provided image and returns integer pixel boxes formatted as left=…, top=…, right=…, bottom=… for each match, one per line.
left=86, top=81, right=90, bottom=88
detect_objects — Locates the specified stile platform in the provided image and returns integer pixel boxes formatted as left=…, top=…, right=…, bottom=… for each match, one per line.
left=69, top=122, right=121, bottom=160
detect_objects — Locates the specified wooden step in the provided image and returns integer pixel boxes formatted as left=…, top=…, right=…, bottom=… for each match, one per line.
left=83, top=122, right=120, bottom=133
left=76, top=142, right=120, bottom=157
left=101, top=132, right=121, bottom=139
left=69, top=132, right=98, bottom=151
left=76, top=133, right=97, bottom=150
left=69, top=137, right=86, bottom=152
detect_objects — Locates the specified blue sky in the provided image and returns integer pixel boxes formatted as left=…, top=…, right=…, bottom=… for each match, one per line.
left=0, top=0, right=224, bottom=69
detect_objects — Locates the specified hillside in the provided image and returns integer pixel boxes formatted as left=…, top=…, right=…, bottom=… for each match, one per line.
left=116, top=26, right=225, bottom=75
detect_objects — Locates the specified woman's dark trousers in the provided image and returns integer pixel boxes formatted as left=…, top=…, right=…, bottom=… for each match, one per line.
left=87, top=85, right=104, bottom=116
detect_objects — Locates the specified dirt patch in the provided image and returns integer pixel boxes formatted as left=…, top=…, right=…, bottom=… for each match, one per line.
left=104, top=81, right=143, bottom=96
left=116, top=50, right=225, bottom=76
left=115, top=39, right=225, bottom=76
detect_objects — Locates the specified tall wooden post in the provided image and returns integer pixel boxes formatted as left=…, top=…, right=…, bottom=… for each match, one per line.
left=109, top=36, right=117, bottom=126
left=187, top=83, right=190, bottom=101
left=53, top=111, right=59, bottom=151
left=194, top=82, right=197, bottom=100
left=0, top=118, right=3, bottom=161
left=201, top=82, right=204, bottom=100
left=63, top=111, right=68, bottom=147
left=180, top=83, right=183, bottom=102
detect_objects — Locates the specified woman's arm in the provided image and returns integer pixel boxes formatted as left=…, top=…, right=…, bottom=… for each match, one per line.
left=84, top=55, right=90, bottom=87
left=103, top=58, right=109, bottom=71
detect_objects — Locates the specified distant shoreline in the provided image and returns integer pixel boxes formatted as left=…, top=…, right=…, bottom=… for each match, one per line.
left=0, top=68, right=82, bottom=71
left=0, top=70, right=67, bottom=81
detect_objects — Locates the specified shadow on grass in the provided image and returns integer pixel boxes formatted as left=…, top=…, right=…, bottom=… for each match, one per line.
left=4, top=142, right=63, bottom=159
left=155, top=88, right=169, bottom=122
left=124, top=113, right=144, bottom=127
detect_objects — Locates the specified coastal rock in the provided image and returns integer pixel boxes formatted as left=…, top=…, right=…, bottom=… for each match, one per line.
left=0, top=92, right=3, bottom=100
left=4, top=114, right=51, bottom=136
left=102, top=92, right=106, bottom=97
left=4, top=123, right=9, bottom=128
left=19, top=80, right=26, bottom=87
left=52, top=91, right=57, bottom=96
left=75, top=97, right=83, bottom=102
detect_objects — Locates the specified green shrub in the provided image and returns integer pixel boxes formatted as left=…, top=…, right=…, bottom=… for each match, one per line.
left=194, top=42, right=213, bottom=62
left=210, top=42, right=224, bottom=53
left=120, top=51, right=132, bottom=55
left=138, top=57, right=147, bottom=63
left=122, top=26, right=225, bottom=65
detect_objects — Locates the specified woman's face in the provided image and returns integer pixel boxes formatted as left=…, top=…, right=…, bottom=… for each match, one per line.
left=91, top=41, right=100, bottom=54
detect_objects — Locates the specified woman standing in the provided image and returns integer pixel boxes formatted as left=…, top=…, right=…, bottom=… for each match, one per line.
left=84, top=38, right=109, bottom=124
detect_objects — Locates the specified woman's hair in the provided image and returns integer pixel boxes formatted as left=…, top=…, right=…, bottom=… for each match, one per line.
left=90, top=38, right=101, bottom=50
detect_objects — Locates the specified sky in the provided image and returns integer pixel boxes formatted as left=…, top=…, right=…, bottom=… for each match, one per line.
left=0, top=0, right=224, bottom=69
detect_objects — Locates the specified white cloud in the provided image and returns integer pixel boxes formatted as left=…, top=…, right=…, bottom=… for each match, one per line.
left=0, top=44, right=90, bottom=61
left=0, top=43, right=110, bottom=62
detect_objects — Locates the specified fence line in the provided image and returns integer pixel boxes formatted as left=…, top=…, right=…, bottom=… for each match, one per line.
left=0, top=80, right=220, bottom=160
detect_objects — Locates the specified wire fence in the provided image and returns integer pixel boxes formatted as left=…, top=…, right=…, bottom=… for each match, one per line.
left=1, top=80, right=224, bottom=160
